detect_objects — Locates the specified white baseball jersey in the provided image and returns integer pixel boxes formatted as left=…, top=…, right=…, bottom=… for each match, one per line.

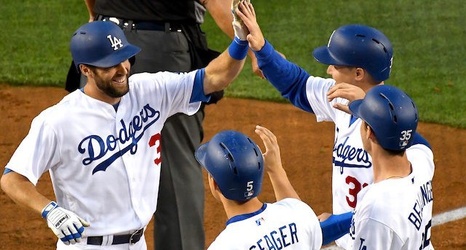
left=305, top=76, right=373, bottom=248
left=208, top=198, right=322, bottom=250
left=349, top=144, right=435, bottom=249
left=5, top=71, right=201, bottom=242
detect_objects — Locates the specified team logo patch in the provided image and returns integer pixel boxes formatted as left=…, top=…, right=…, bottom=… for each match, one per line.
left=107, top=34, right=123, bottom=51
left=255, top=217, right=265, bottom=226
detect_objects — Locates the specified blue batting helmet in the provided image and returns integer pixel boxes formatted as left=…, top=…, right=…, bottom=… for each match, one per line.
left=313, top=24, right=393, bottom=82
left=70, top=21, right=140, bottom=69
left=349, top=85, right=418, bottom=151
left=195, top=130, right=264, bottom=202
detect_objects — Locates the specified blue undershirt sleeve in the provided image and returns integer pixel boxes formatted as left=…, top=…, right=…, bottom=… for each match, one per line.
left=320, top=212, right=353, bottom=245
left=254, top=40, right=314, bottom=113
left=3, top=168, right=13, bottom=175
left=190, top=68, right=211, bottom=103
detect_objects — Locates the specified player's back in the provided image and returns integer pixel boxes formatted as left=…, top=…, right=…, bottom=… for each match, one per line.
left=350, top=151, right=435, bottom=250
left=207, top=198, right=322, bottom=250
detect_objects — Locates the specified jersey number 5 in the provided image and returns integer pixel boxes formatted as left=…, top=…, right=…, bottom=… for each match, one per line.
left=148, top=133, right=162, bottom=165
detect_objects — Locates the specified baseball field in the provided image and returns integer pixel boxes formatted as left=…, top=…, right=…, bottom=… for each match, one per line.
left=0, top=0, right=465, bottom=249
left=0, top=85, right=465, bottom=249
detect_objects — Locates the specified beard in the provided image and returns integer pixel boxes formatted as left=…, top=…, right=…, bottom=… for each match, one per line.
left=94, top=74, right=130, bottom=98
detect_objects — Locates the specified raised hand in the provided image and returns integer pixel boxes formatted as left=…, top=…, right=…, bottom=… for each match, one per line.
left=234, top=0, right=266, bottom=51
left=231, top=0, right=250, bottom=40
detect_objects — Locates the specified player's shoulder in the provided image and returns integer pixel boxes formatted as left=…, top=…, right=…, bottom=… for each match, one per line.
left=32, top=91, right=85, bottom=125
left=407, top=143, right=434, bottom=161
left=274, top=198, right=317, bottom=216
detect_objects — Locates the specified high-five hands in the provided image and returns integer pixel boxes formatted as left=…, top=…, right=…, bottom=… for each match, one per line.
left=42, top=201, right=90, bottom=245
left=231, top=0, right=250, bottom=40
left=234, top=0, right=266, bottom=51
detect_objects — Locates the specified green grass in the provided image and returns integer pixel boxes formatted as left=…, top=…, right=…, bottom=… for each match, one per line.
left=1, top=0, right=465, bottom=128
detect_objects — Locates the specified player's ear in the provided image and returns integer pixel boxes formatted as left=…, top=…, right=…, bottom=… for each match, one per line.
left=80, top=64, right=91, bottom=77
left=355, top=67, right=365, bottom=81
left=367, top=126, right=379, bottom=144
left=207, top=174, right=220, bottom=191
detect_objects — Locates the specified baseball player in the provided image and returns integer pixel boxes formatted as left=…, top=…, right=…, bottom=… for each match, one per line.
left=0, top=18, right=248, bottom=249
left=195, top=126, right=323, bottom=249
left=195, top=125, right=354, bottom=249
left=236, top=2, right=395, bottom=247
left=348, top=85, right=434, bottom=249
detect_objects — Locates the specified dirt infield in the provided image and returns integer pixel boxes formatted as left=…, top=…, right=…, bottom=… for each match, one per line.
left=0, top=85, right=465, bottom=249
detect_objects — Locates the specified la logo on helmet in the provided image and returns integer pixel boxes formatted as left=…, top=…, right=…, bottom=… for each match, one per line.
left=106, top=35, right=123, bottom=51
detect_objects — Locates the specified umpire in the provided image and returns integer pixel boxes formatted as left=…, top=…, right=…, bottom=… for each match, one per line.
left=77, top=1, right=226, bottom=249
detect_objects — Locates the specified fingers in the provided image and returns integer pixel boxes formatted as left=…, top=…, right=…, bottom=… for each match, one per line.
left=255, top=125, right=277, bottom=149
left=255, top=125, right=281, bottom=169
left=333, top=102, right=351, bottom=114
left=79, top=217, right=91, bottom=227
left=327, top=83, right=366, bottom=102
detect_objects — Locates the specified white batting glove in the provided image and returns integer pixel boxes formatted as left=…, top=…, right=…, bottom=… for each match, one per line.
left=41, top=201, right=90, bottom=245
left=231, top=0, right=250, bottom=40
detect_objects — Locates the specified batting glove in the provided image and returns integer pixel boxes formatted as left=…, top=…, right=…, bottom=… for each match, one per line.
left=231, top=0, right=250, bottom=40
left=41, top=201, right=90, bottom=245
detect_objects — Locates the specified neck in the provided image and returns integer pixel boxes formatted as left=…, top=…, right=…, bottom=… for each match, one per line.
left=371, top=148, right=411, bottom=183
left=221, top=198, right=264, bottom=220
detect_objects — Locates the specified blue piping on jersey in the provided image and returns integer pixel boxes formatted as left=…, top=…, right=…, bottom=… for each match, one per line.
left=226, top=203, right=267, bottom=226
left=349, top=115, right=358, bottom=127
left=3, top=168, right=13, bottom=175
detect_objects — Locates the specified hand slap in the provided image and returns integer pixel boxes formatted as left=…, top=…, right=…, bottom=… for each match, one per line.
left=234, top=0, right=265, bottom=51
left=231, top=0, right=250, bottom=40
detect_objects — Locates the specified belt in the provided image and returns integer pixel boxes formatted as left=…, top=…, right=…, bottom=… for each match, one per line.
left=87, top=228, right=144, bottom=245
left=97, top=15, right=182, bottom=32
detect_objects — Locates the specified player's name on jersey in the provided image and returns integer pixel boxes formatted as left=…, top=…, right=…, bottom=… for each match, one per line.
left=409, top=180, right=434, bottom=230
left=249, top=222, right=298, bottom=249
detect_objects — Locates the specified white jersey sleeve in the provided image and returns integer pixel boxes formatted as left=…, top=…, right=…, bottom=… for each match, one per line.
left=208, top=198, right=322, bottom=250
left=5, top=108, right=61, bottom=185
left=305, top=76, right=338, bottom=122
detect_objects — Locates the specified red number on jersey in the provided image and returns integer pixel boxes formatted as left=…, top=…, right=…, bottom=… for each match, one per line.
left=148, top=133, right=162, bottom=165
left=346, top=176, right=368, bottom=208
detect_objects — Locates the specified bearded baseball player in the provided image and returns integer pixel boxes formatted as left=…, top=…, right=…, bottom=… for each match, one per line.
left=0, top=17, right=248, bottom=249
left=348, top=85, right=434, bottom=249
left=236, top=2, right=400, bottom=247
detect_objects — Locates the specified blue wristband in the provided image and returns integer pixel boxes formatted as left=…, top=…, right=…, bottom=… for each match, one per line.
left=228, top=37, right=248, bottom=60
